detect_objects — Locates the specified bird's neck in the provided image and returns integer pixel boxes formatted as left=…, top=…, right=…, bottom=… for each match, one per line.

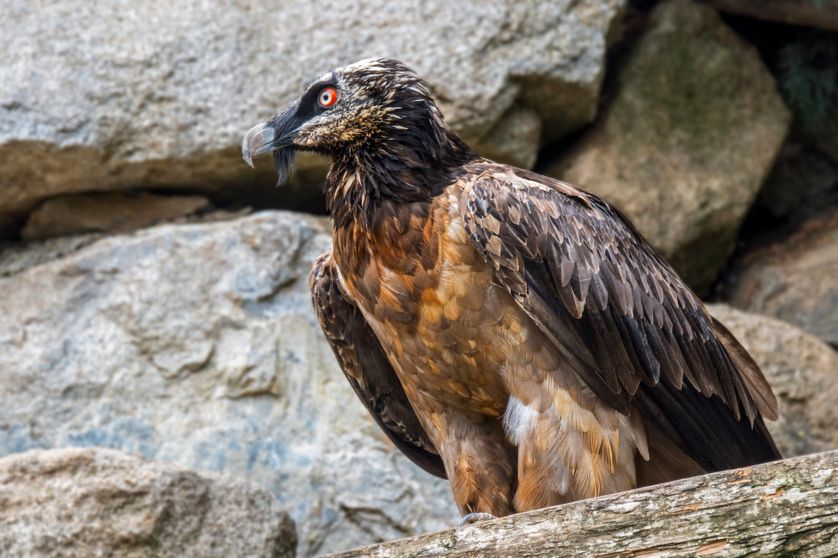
left=324, top=129, right=476, bottom=231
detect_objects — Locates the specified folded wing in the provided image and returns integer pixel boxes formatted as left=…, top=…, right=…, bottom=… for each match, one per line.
left=461, top=165, right=780, bottom=471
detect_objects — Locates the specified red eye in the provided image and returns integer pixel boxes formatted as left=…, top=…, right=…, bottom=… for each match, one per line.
left=318, top=86, right=338, bottom=108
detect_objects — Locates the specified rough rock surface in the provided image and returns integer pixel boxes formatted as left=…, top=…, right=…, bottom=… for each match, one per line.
left=0, top=211, right=456, bottom=557
left=0, top=233, right=104, bottom=278
left=22, top=192, right=210, bottom=241
left=545, top=0, right=790, bottom=293
left=708, top=304, right=838, bottom=458
left=0, top=0, right=626, bottom=235
left=724, top=210, right=838, bottom=348
left=0, top=448, right=296, bottom=558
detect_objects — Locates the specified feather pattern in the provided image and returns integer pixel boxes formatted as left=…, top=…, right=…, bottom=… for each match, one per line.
left=251, top=58, right=783, bottom=517
left=460, top=163, right=780, bottom=471
left=309, top=252, right=446, bottom=478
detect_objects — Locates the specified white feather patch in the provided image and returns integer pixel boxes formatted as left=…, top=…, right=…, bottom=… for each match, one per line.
left=503, top=396, right=539, bottom=446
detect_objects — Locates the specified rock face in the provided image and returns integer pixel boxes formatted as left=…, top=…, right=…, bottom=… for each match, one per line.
left=0, top=0, right=626, bottom=235
left=0, top=448, right=296, bottom=558
left=0, top=211, right=456, bottom=557
left=545, top=0, right=790, bottom=293
left=724, top=210, right=838, bottom=348
left=22, top=192, right=210, bottom=241
left=708, top=304, right=838, bottom=458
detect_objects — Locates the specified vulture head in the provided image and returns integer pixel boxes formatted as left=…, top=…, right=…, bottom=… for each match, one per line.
left=242, top=58, right=456, bottom=187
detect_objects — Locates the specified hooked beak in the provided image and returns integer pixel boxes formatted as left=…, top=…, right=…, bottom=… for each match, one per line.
left=241, top=122, right=278, bottom=169
left=242, top=107, right=300, bottom=186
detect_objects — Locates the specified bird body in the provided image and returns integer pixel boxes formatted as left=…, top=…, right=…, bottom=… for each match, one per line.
left=244, top=58, right=780, bottom=519
left=320, top=164, right=647, bottom=513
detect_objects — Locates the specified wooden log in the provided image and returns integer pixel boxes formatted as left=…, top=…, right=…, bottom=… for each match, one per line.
left=326, top=450, right=838, bottom=558
left=706, top=0, right=838, bottom=31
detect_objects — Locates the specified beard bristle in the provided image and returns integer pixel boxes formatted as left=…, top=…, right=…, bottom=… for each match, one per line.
left=273, top=147, right=296, bottom=187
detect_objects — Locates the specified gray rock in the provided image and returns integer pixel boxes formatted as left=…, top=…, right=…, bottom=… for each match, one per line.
left=725, top=209, right=838, bottom=348
left=0, top=211, right=456, bottom=557
left=0, top=0, right=626, bottom=235
left=0, top=233, right=104, bottom=278
left=472, top=106, right=543, bottom=171
left=0, top=448, right=296, bottom=558
left=544, top=0, right=790, bottom=294
left=22, top=191, right=210, bottom=241
left=708, top=304, right=838, bottom=458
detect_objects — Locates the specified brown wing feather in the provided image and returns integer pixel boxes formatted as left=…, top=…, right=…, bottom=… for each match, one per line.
left=461, top=164, right=780, bottom=471
left=309, top=251, right=446, bottom=478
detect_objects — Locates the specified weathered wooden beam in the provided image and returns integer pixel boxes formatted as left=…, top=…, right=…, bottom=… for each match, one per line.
left=706, top=0, right=838, bottom=31
left=326, top=450, right=838, bottom=558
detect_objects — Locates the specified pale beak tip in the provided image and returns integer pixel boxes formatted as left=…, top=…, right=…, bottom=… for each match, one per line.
left=242, top=149, right=255, bottom=169
left=242, top=121, right=276, bottom=169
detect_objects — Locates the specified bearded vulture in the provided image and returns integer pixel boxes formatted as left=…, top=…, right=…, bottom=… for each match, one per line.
left=242, top=58, right=780, bottom=522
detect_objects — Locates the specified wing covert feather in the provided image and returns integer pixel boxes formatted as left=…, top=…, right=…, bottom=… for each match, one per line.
left=461, top=165, right=779, bottom=470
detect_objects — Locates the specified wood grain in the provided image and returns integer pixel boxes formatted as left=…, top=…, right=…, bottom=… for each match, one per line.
left=326, top=450, right=838, bottom=558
